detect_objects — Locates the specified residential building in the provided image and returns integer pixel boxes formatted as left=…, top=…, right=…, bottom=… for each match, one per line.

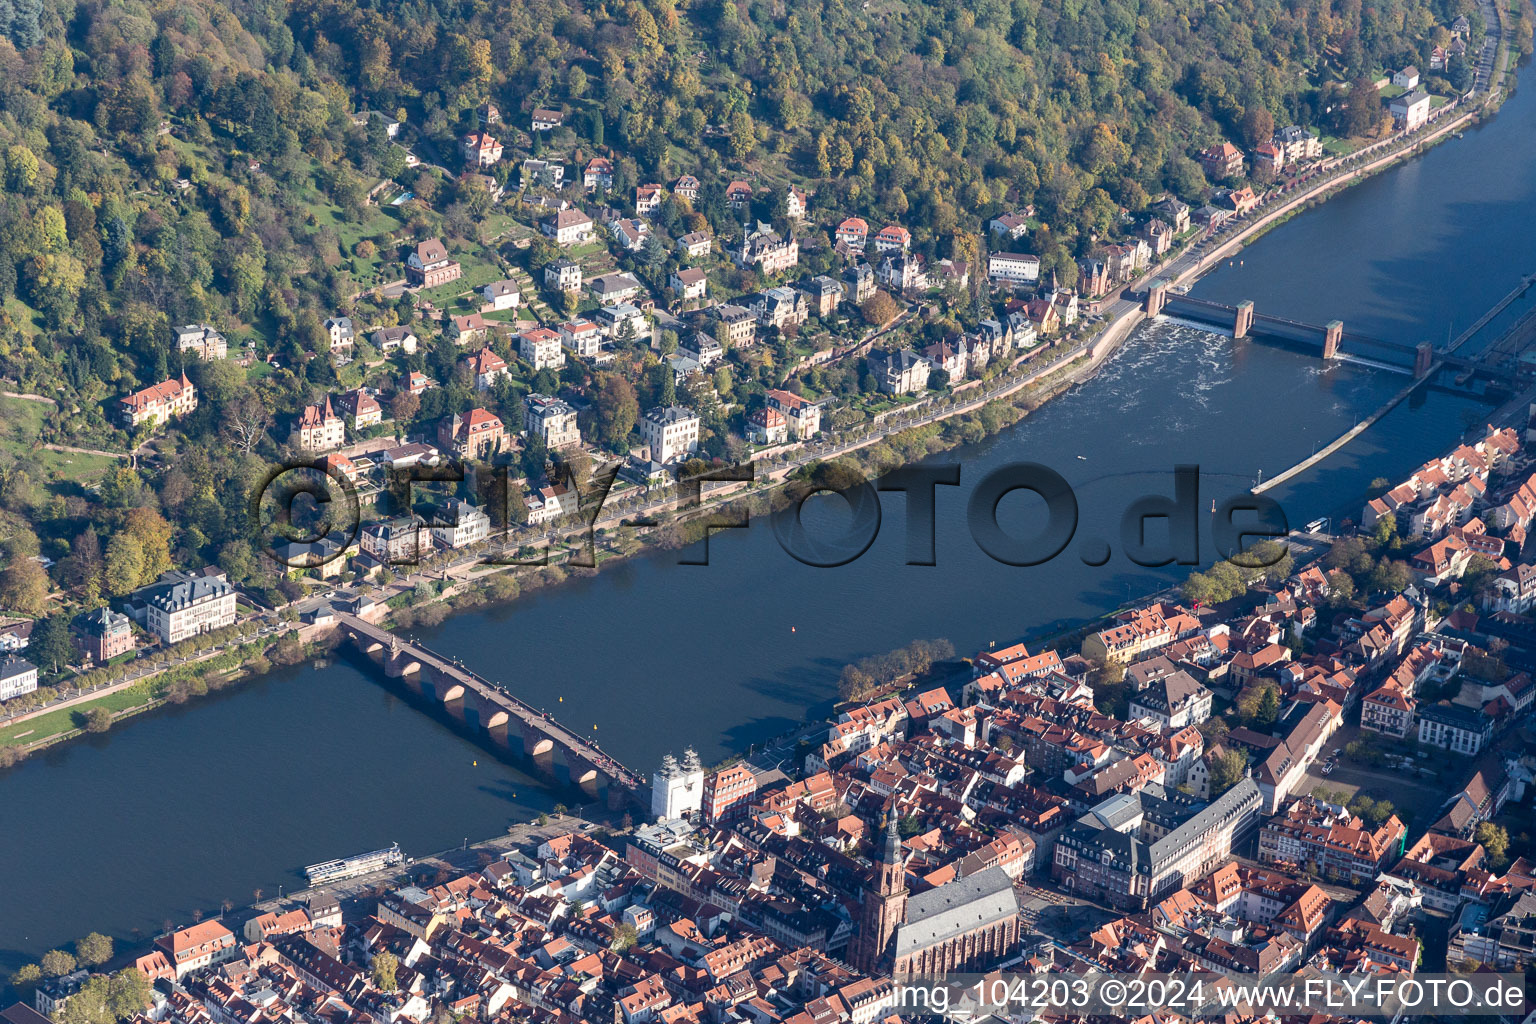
left=836, top=217, right=869, bottom=250
left=156, top=921, right=237, bottom=980
left=316, top=452, right=361, bottom=484
left=1154, top=197, right=1192, bottom=233
left=877, top=254, right=925, bottom=292
left=174, top=323, right=227, bottom=361
left=678, top=335, right=723, bottom=368
left=989, top=211, right=1032, bottom=240
left=1390, top=91, right=1432, bottom=131
left=765, top=389, right=823, bottom=439
left=361, top=517, right=425, bottom=564
left=701, top=764, right=757, bottom=823
left=1141, top=218, right=1175, bottom=255
left=592, top=303, right=650, bottom=345
left=870, top=349, right=932, bottom=395
left=921, top=339, right=967, bottom=383
left=524, top=393, right=581, bottom=450
left=526, top=482, right=574, bottom=524
left=669, top=267, right=708, bottom=304
left=482, top=280, right=521, bottom=311
left=323, top=316, right=355, bottom=355
left=1252, top=142, right=1284, bottom=174
left=0, top=656, right=38, bottom=701
left=799, top=275, right=844, bottom=317
left=640, top=406, right=700, bottom=464
left=1258, top=796, right=1406, bottom=884
left=372, top=325, right=418, bottom=354
left=545, top=258, right=582, bottom=292
left=785, top=185, right=808, bottom=220
left=711, top=303, right=757, bottom=348
left=337, top=388, right=382, bottom=430
left=296, top=396, right=345, bottom=452
left=1224, top=186, right=1260, bottom=214
left=520, top=158, right=564, bottom=189
left=582, top=157, right=614, bottom=192
left=725, top=180, right=753, bottom=210
left=406, top=238, right=462, bottom=288
left=1451, top=891, right=1536, bottom=970
left=447, top=312, right=490, bottom=345
left=1274, top=125, right=1323, bottom=162
left=74, top=607, right=134, bottom=664
left=988, top=252, right=1041, bottom=286
left=750, top=286, right=808, bottom=330
left=1393, top=65, right=1421, bottom=89
left=530, top=108, right=563, bottom=131
left=350, top=109, right=401, bottom=136
left=1198, top=142, right=1245, bottom=179
left=873, top=225, right=911, bottom=253
left=672, top=175, right=700, bottom=201
left=461, top=131, right=502, bottom=167
left=138, top=569, right=238, bottom=644
left=1361, top=684, right=1417, bottom=738
left=635, top=183, right=664, bottom=216
left=587, top=271, right=644, bottom=305
left=476, top=101, right=500, bottom=126
left=464, top=347, right=510, bottom=390
left=747, top=406, right=788, bottom=444
left=736, top=226, right=799, bottom=274
left=438, top=409, right=505, bottom=460
left=609, top=216, right=649, bottom=251
left=1128, top=669, right=1212, bottom=729
left=120, top=373, right=197, bottom=429
left=426, top=501, right=492, bottom=550
left=677, top=231, right=712, bottom=259
left=844, top=263, right=876, bottom=303
left=1082, top=605, right=1175, bottom=664
left=543, top=209, right=594, bottom=245
left=558, top=319, right=603, bottom=358
left=518, top=328, right=565, bottom=371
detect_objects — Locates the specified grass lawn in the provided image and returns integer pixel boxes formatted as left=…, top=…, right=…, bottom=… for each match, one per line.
left=0, top=395, right=49, bottom=444
left=33, top=448, right=118, bottom=483
left=1378, top=83, right=1408, bottom=99
left=1430, top=94, right=1451, bottom=108
left=2, top=294, right=46, bottom=338
left=0, top=396, right=118, bottom=484
left=1319, top=134, right=1361, bottom=155
left=0, top=683, right=155, bottom=749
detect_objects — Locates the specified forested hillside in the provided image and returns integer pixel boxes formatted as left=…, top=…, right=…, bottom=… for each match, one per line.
left=0, top=0, right=1498, bottom=612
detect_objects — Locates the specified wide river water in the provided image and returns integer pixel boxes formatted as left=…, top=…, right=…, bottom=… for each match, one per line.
left=3, top=78, right=1536, bottom=979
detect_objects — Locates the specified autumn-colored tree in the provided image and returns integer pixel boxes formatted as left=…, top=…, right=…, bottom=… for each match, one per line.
left=860, top=291, right=902, bottom=326
left=0, top=555, right=49, bottom=614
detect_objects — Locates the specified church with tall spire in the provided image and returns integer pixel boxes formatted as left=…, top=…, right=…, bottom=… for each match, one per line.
left=849, top=815, right=908, bottom=973
left=849, top=813, right=1023, bottom=977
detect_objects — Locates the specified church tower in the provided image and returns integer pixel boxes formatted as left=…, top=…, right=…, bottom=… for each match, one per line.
left=851, top=814, right=908, bottom=973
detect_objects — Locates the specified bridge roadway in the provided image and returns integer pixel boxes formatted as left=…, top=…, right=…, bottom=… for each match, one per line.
left=1444, top=270, right=1536, bottom=354
left=335, top=613, right=644, bottom=798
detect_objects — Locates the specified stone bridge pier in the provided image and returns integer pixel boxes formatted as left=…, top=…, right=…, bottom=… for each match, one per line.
left=1233, top=300, right=1254, bottom=340
left=1324, top=320, right=1343, bottom=360
left=1415, top=342, right=1436, bottom=378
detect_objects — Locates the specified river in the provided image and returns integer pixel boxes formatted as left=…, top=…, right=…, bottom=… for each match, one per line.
left=3, top=78, right=1535, bottom=982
